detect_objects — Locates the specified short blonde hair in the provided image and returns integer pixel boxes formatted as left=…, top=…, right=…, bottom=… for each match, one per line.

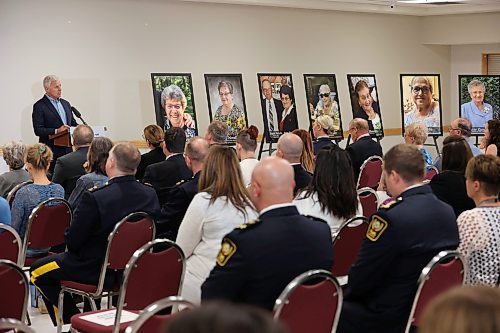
left=316, top=115, right=334, bottom=134
left=405, top=122, right=428, bottom=145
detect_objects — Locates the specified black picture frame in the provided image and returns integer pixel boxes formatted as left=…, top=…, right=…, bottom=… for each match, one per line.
left=150, top=73, right=197, bottom=138
left=257, top=73, right=296, bottom=143
left=346, top=74, right=384, bottom=138
left=204, top=74, right=248, bottom=144
left=458, top=75, right=500, bottom=135
left=303, top=74, right=343, bottom=140
left=400, top=74, right=443, bottom=136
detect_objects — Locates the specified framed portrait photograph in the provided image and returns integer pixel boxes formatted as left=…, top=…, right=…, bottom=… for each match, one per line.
left=400, top=74, right=443, bottom=136
left=150, top=73, right=197, bottom=138
left=204, top=74, right=248, bottom=144
left=347, top=74, right=384, bottom=138
left=459, top=75, right=500, bottom=135
left=303, top=74, right=343, bottom=140
left=257, top=73, right=297, bottom=142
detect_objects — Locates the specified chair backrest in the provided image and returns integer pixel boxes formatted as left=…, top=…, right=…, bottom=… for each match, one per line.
left=425, top=165, right=439, bottom=181
left=0, top=260, right=29, bottom=322
left=6, top=181, right=32, bottom=208
left=0, top=224, right=22, bottom=265
left=405, top=250, right=466, bottom=333
left=0, top=318, right=35, bottom=333
left=94, top=212, right=156, bottom=295
left=124, top=296, right=196, bottom=333
left=357, top=156, right=383, bottom=190
left=331, top=216, right=369, bottom=277
left=273, top=269, right=342, bottom=333
left=113, top=239, right=186, bottom=333
left=357, top=187, right=379, bottom=218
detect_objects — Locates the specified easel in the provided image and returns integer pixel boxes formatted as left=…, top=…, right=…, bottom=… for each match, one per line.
left=423, top=135, right=441, bottom=158
left=258, top=128, right=277, bottom=159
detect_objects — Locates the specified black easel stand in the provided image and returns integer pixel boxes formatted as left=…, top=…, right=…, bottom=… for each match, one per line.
left=423, top=135, right=441, bottom=158
left=258, top=129, right=277, bottom=159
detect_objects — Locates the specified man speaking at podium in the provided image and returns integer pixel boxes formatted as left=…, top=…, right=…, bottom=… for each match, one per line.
left=32, top=75, right=78, bottom=173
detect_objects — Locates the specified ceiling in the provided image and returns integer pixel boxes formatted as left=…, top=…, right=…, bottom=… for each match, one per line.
left=179, top=0, right=500, bottom=16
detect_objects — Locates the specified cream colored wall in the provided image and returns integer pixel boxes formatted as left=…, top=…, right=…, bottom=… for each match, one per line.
left=0, top=0, right=458, bottom=148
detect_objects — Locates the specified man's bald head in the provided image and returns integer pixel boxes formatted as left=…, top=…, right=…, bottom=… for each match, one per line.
left=276, top=133, right=303, bottom=163
left=250, top=156, right=295, bottom=212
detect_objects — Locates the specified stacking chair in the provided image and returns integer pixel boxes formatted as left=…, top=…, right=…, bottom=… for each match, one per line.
left=70, top=239, right=186, bottom=333
left=6, top=181, right=32, bottom=208
left=124, top=296, right=196, bottom=333
left=57, top=212, right=155, bottom=333
left=424, top=165, right=439, bottom=182
left=0, top=223, right=23, bottom=265
left=273, top=269, right=342, bottom=333
left=0, top=318, right=35, bottom=333
left=404, top=250, right=466, bottom=333
left=0, top=260, right=29, bottom=323
left=21, top=197, right=72, bottom=268
left=357, top=156, right=383, bottom=190
left=331, top=216, right=369, bottom=278
left=357, top=187, right=379, bottom=218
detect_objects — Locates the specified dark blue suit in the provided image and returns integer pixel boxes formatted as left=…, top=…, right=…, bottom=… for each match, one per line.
left=345, top=135, right=383, bottom=179
left=201, top=205, right=333, bottom=311
left=337, top=185, right=459, bottom=333
left=313, top=137, right=335, bottom=155
left=293, top=164, right=312, bottom=195
left=32, top=95, right=78, bottom=160
left=30, top=175, right=161, bottom=325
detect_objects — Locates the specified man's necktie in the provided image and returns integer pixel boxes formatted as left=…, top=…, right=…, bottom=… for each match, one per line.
left=268, top=101, right=274, bottom=131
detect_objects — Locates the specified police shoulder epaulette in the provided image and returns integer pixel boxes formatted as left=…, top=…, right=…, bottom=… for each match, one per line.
left=142, top=182, right=155, bottom=188
left=88, top=182, right=109, bottom=192
left=238, top=218, right=261, bottom=230
left=379, top=196, right=403, bottom=210
left=304, top=215, right=328, bottom=224
left=175, top=179, right=186, bottom=186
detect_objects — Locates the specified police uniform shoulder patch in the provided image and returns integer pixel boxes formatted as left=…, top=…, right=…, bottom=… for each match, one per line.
left=88, top=182, right=109, bottom=192
left=379, top=196, right=403, bottom=210
left=175, top=179, right=186, bottom=186
left=366, top=215, right=389, bottom=241
left=217, top=237, right=237, bottom=266
left=238, top=218, right=261, bottom=230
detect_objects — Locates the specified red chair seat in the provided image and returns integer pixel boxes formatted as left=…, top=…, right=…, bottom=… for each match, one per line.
left=61, top=281, right=120, bottom=294
left=71, top=310, right=140, bottom=333
left=24, top=255, right=49, bottom=267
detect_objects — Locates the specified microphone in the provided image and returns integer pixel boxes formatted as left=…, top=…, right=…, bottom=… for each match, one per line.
left=71, top=106, right=87, bottom=125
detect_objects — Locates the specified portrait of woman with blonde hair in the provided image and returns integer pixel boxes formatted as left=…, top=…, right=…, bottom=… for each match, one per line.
left=176, top=145, right=257, bottom=304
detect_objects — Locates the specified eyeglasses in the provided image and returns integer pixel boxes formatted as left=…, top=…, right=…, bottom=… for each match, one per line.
left=281, top=96, right=291, bottom=101
left=166, top=103, right=182, bottom=110
left=449, top=127, right=461, bottom=132
left=219, top=92, right=231, bottom=97
left=319, top=93, right=330, bottom=98
left=412, top=86, right=430, bottom=94
left=348, top=127, right=357, bottom=132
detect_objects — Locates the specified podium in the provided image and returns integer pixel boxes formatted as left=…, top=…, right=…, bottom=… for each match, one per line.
left=49, top=129, right=71, bottom=148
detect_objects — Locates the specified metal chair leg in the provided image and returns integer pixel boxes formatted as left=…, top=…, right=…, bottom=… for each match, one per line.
left=57, top=289, right=66, bottom=333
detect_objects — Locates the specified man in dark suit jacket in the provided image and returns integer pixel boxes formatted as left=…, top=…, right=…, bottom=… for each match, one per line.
left=202, top=157, right=332, bottom=310
left=143, top=127, right=192, bottom=203
left=32, top=75, right=78, bottom=169
left=346, top=118, right=383, bottom=179
left=52, top=125, right=94, bottom=199
left=260, top=79, right=284, bottom=142
left=30, top=142, right=161, bottom=326
left=277, top=133, right=312, bottom=195
left=157, top=137, right=209, bottom=239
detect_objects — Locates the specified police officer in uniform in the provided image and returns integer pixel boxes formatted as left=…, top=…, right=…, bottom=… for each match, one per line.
left=201, top=157, right=333, bottom=311
left=337, top=144, right=459, bottom=333
left=30, top=142, right=161, bottom=326
left=157, top=137, right=209, bottom=239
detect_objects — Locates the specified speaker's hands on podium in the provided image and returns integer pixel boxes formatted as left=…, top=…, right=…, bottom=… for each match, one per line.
left=56, top=125, right=70, bottom=134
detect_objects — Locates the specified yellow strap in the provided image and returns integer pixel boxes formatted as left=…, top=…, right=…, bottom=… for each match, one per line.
left=30, top=261, right=60, bottom=284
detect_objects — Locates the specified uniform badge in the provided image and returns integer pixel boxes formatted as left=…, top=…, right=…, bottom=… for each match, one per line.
left=380, top=196, right=402, bottom=210
left=216, top=238, right=237, bottom=267
left=366, top=215, right=388, bottom=241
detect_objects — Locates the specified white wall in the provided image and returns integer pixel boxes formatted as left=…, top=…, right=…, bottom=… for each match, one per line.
left=0, top=0, right=472, bottom=148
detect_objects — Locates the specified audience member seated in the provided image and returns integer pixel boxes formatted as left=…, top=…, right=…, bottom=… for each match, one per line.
left=52, top=124, right=94, bottom=199
left=404, top=122, right=432, bottom=165
left=143, top=127, right=192, bottom=195
left=236, top=125, right=259, bottom=187
left=0, top=196, right=10, bottom=225
left=430, top=135, right=475, bottom=217
left=434, top=118, right=481, bottom=171
left=68, top=137, right=113, bottom=210
left=292, top=128, right=315, bottom=173
left=201, top=157, right=333, bottom=311
left=136, top=124, right=165, bottom=181
left=164, top=301, right=287, bottom=333
left=483, top=119, right=500, bottom=156
left=205, top=120, right=229, bottom=146
left=345, top=118, right=383, bottom=179
left=457, top=154, right=500, bottom=287
left=176, top=145, right=257, bottom=305
left=276, top=133, right=312, bottom=195
left=294, top=145, right=362, bottom=234
left=0, top=141, right=29, bottom=198
left=312, top=114, right=336, bottom=155
left=157, top=137, right=209, bottom=240
left=30, top=142, right=160, bottom=326
left=11, top=144, right=64, bottom=257
left=420, top=286, right=500, bottom=333
left=337, top=144, right=459, bottom=333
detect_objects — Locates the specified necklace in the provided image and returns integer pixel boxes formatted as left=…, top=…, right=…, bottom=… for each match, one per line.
left=478, top=197, right=499, bottom=207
